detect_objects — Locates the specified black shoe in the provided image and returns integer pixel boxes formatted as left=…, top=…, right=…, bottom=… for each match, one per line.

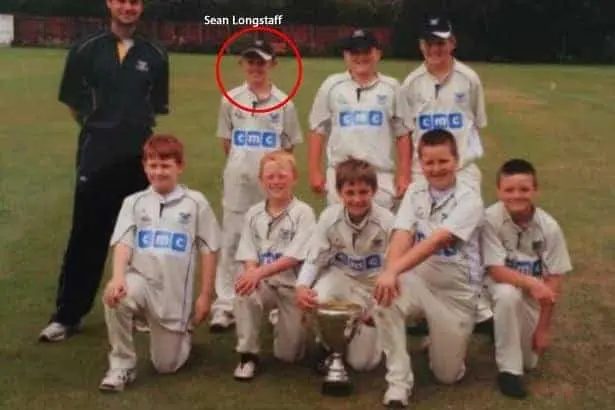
left=385, top=401, right=407, bottom=409
left=406, top=319, right=429, bottom=336
left=312, top=343, right=332, bottom=376
left=497, top=372, right=527, bottom=398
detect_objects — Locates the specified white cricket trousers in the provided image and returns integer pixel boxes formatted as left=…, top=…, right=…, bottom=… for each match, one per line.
left=374, top=261, right=476, bottom=393
left=104, top=273, right=191, bottom=373
left=212, top=209, right=246, bottom=315
left=234, top=281, right=306, bottom=362
left=313, top=269, right=382, bottom=372
left=489, top=281, right=540, bottom=375
left=326, top=167, right=396, bottom=210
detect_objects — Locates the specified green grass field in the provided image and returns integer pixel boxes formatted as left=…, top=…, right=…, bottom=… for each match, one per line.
left=1, top=47, right=615, bottom=410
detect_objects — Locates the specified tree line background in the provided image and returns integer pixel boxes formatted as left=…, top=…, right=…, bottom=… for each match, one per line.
left=2, top=0, right=614, bottom=63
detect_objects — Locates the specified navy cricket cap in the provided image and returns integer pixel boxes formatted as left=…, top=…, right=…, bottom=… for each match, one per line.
left=241, top=39, right=275, bottom=61
left=421, top=17, right=453, bottom=40
left=341, top=29, right=380, bottom=52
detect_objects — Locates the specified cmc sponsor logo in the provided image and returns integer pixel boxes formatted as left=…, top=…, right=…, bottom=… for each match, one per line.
left=259, top=251, right=282, bottom=265
left=334, top=252, right=382, bottom=272
left=232, top=129, right=278, bottom=148
left=137, top=229, right=188, bottom=253
left=339, top=110, right=384, bottom=127
left=505, top=258, right=543, bottom=277
left=418, top=112, right=463, bottom=131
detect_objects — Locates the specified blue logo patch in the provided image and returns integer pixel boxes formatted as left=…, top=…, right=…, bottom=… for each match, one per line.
left=334, top=252, right=382, bottom=272
left=418, top=112, right=463, bottom=131
left=415, top=231, right=457, bottom=257
left=339, top=110, right=384, bottom=127
left=259, top=251, right=282, bottom=265
left=232, top=129, right=278, bottom=148
left=505, top=258, right=543, bottom=277
left=137, top=229, right=188, bottom=253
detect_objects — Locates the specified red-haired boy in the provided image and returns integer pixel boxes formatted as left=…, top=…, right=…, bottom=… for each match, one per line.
left=99, top=134, right=221, bottom=392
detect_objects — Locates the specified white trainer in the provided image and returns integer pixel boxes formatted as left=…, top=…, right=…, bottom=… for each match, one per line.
left=383, top=385, right=410, bottom=408
left=38, top=322, right=75, bottom=342
left=99, top=368, right=137, bottom=392
left=133, top=317, right=150, bottom=333
left=268, top=309, right=279, bottom=326
left=233, top=354, right=258, bottom=381
left=209, top=310, right=235, bottom=332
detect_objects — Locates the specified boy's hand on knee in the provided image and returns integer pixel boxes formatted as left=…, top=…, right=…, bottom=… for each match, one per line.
left=374, top=270, right=398, bottom=307
left=192, top=293, right=212, bottom=326
left=103, top=277, right=127, bottom=308
left=235, top=268, right=264, bottom=296
left=295, top=286, right=317, bottom=311
left=532, top=328, right=550, bottom=354
left=528, top=278, right=556, bottom=304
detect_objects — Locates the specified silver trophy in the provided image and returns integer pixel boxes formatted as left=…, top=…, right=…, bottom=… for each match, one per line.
left=315, top=301, right=363, bottom=396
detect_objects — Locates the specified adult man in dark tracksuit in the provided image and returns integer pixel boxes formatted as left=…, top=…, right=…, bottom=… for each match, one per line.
left=39, top=0, right=169, bottom=342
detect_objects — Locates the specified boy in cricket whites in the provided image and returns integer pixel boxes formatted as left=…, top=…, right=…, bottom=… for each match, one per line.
left=232, top=151, right=316, bottom=380
left=99, top=135, right=220, bottom=392
left=307, top=29, right=411, bottom=210
left=296, top=157, right=395, bottom=376
left=211, top=38, right=303, bottom=331
left=372, top=129, right=484, bottom=408
left=400, top=16, right=493, bottom=330
left=481, top=159, right=572, bottom=398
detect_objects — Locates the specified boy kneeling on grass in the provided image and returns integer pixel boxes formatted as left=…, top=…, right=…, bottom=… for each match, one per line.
left=482, top=159, right=572, bottom=398
left=231, top=151, right=316, bottom=380
left=296, top=158, right=395, bottom=379
left=99, top=134, right=221, bottom=392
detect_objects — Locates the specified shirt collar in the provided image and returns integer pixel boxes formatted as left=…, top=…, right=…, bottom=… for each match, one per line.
left=344, top=207, right=371, bottom=231
left=502, top=203, right=538, bottom=231
left=265, top=197, right=296, bottom=219
left=148, top=184, right=186, bottom=204
left=345, top=70, right=380, bottom=89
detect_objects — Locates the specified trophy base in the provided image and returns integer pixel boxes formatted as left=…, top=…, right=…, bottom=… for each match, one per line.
left=322, top=381, right=353, bottom=396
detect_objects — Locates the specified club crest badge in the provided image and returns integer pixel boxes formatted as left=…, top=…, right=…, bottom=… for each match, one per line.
left=179, top=212, right=191, bottom=224
left=135, top=60, right=149, bottom=72
left=377, top=94, right=387, bottom=105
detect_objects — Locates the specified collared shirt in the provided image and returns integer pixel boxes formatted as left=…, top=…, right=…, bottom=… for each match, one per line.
left=297, top=203, right=395, bottom=287
left=400, top=60, right=487, bottom=171
left=235, top=198, right=316, bottom=287
left=217, top=82, right=303, bottom=210
left=308, top=71, right=409, bottom=172
left=58, top=29, right=169, bottom=130
left=394, top=179, right=484, bottom=290
left=110, top=184, right=221, bottom=332
left=481, top=202, right=572, bottom=277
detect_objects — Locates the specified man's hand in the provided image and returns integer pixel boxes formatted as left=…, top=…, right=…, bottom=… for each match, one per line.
left=296, top=285, right=318, bottom=311
left=192, top=293, right=212, bottom=326
left=309, top=169, right=326, bottom=194
left=528, top=278, right=556, bottom=304
left=235, top=267, right=264, bottom=296
left=532, top=328, right=550, bottom=354
left=373, top=270, right=399, bottom=307
left=103, top=277, right=127, bottom=308
left=395, top=173, right=411, bottom=199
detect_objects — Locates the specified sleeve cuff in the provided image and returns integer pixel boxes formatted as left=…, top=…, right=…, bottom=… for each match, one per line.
left=296, top=263, right=318, bottom=287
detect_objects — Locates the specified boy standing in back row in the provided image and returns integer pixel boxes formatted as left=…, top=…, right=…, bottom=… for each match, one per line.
left=308, top=29, right=411, bottom=210
left=211, top=39, right=303, bottom=331
left=482, top=159, right=572, bottom=398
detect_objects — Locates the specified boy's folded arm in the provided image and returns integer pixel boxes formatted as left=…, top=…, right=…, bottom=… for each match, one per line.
left=487, top=264, right=537, bottom=291
left=387, top=228, right=456, bottom=276
left=259, top=256, right=302, bottom=278
left=534, top=275, right=564, bottom=335
left=386, top=229, right=414, bottom=266
left=296, top=262, right=318, bottom=288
